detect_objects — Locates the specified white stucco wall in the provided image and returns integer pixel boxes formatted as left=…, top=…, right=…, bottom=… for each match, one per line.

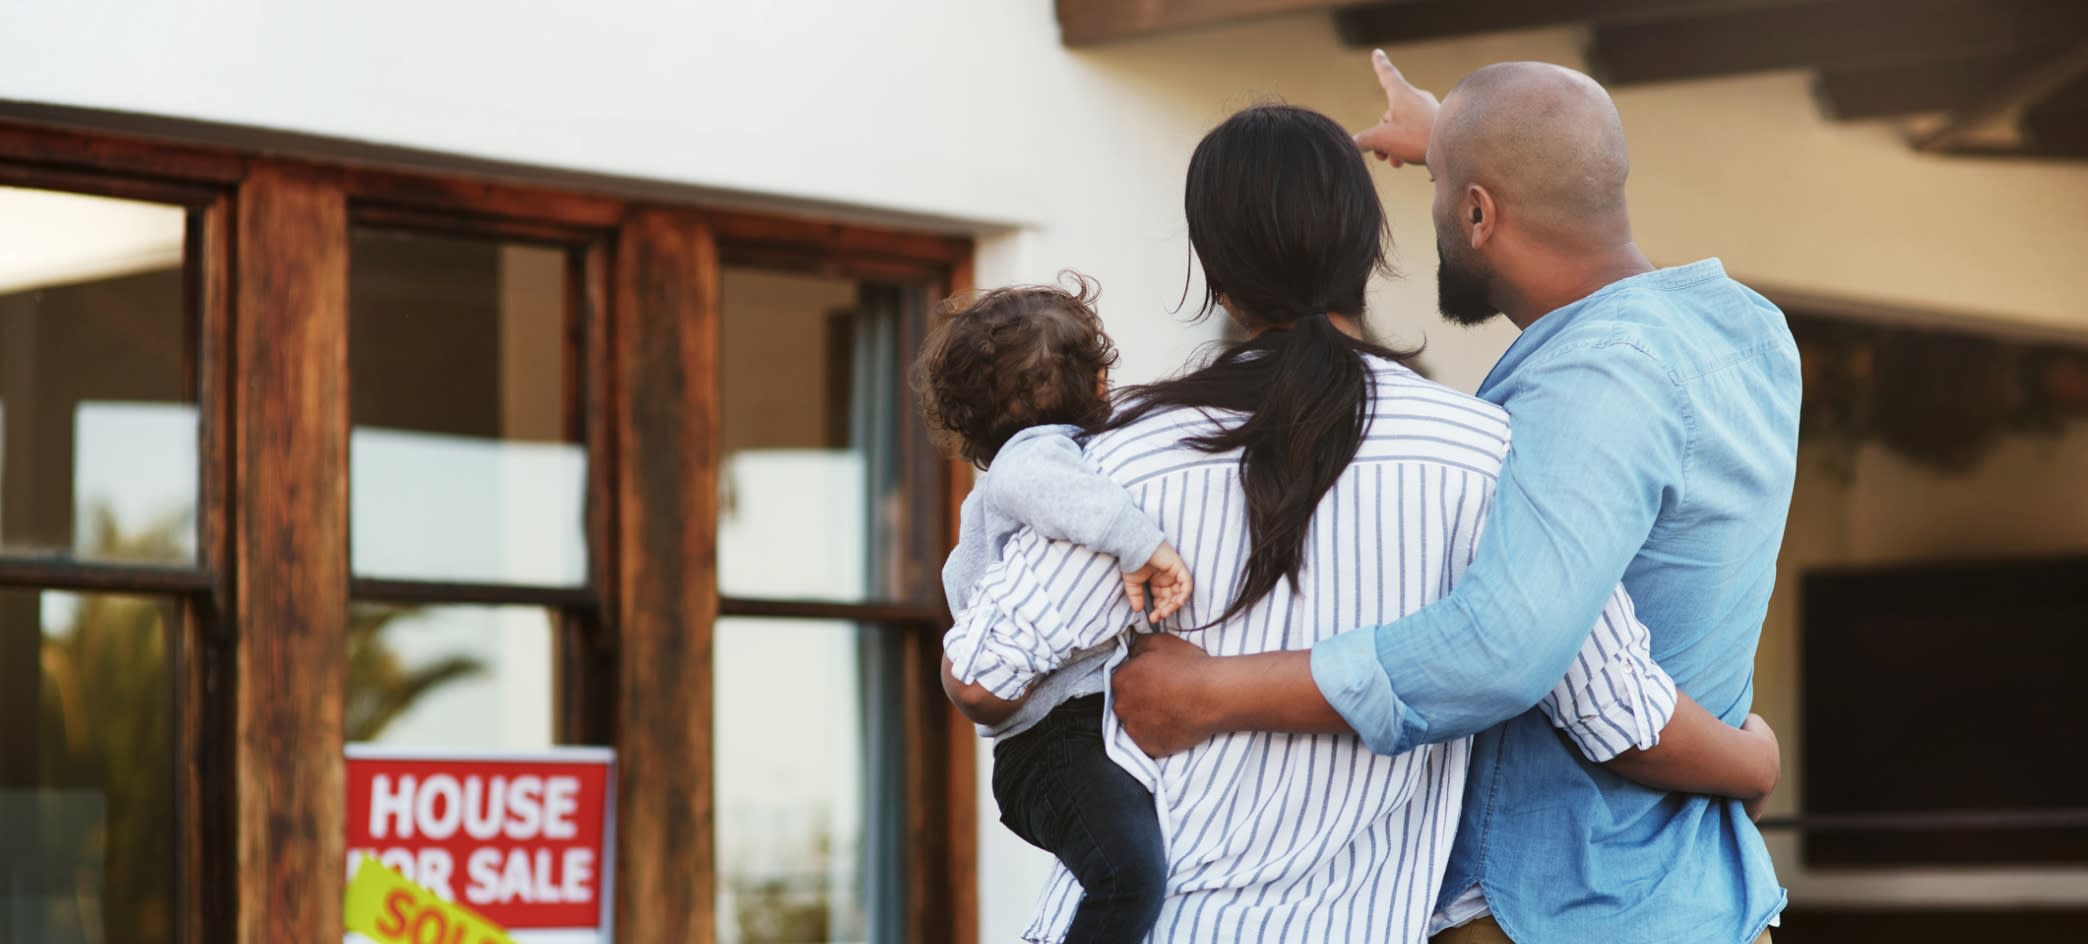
left=7, top=2, right=2088, bottom=938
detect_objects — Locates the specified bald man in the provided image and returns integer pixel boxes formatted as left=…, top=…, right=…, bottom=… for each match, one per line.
left=1112, top=59, right=1795, bottom=943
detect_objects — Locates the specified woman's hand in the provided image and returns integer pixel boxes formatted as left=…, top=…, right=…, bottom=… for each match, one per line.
left=1353, top=49, right=1440, bottom=167
left=1115, top=636, right=1357, bottom=758
left=1111, top=633, right=1220, bottom=757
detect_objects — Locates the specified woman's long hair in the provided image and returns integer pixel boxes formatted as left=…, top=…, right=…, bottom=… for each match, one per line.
left=1110, top=104, right=1417, bottom=627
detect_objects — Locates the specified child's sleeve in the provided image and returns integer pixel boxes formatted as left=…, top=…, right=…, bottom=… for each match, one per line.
left=940, top=490, right=990, bottom=616
left=944, top=525, right=1144, bottom=699
left=985, top=427, right=1164, bottom=572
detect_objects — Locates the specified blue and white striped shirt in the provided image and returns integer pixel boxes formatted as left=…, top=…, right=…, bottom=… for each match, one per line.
left=945, top=357, right=1678, bottom=944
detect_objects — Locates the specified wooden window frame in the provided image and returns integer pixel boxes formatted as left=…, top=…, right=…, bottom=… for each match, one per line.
left=0, top=118, right=977, bottom=944
left=339, top=188, right=621, bottom=758
left=0, top=134, right=235, bottom=944
left=707, top=221, right=977, bottom=944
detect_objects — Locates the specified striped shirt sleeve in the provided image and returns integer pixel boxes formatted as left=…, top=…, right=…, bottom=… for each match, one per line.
left=1536, top=584, right=1680, bottom=762
left=942, top=525, right=1142, bottom=701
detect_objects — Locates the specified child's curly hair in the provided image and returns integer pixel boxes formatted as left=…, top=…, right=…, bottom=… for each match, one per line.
left=912, top=272, right=1119, bottom=469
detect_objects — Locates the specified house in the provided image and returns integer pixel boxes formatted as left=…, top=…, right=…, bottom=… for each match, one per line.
left=1, top=1, right=2083, bottom=941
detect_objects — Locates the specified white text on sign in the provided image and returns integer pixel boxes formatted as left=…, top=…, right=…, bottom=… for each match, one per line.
left=344, top=773, right=596, bottom=909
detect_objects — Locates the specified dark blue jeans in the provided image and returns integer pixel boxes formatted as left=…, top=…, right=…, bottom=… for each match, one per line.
left=992, top=694, right=1167, bottom=944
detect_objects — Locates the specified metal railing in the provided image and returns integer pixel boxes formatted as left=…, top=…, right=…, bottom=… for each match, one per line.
left=1755, top=809, right=2088, bottom=833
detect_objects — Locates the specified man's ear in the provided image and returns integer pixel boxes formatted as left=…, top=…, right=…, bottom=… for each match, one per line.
left=1467, top=183, right=1499, bottom=250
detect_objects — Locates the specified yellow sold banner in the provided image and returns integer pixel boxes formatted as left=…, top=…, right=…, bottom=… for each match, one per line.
left=345, top=856, right=516, bottom=944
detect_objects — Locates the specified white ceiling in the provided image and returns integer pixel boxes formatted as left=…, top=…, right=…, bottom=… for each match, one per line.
left=0, top=186, right=184, bottom=295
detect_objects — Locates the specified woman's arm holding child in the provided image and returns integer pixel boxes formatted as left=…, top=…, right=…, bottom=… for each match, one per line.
left=943, top=655, right=1028, bottom=726
left=946, top=526, right=1157, bottom=703
left=941, top=428, right=1189, bottom=707
left=987, top=428, right=1192, bottom=622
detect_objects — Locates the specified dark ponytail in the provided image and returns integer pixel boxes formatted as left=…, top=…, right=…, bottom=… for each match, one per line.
left=1110, top=104, right=1416, bottom=628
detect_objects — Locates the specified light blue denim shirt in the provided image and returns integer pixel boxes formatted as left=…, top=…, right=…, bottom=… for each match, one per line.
left=1311, top=259, right=1796, bottom=943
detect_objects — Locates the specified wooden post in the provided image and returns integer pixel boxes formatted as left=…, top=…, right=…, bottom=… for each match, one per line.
left=230, top=162, right=350, bottom=944
left=612, top=209, right=720, bottom=943
left=941, top=253, right=980, bottom=944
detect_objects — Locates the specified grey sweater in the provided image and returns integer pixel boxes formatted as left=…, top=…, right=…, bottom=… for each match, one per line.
left=942, top=424, right=1165, bottom=739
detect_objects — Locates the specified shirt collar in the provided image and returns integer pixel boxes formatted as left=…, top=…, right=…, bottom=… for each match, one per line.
left=1476, top=258, right=1725, bottom=398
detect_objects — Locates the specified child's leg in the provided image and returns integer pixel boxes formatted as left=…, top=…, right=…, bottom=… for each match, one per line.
left=1050, top=722, right=1167, bottom=943
left=992, top=695, right=1167, bottom=944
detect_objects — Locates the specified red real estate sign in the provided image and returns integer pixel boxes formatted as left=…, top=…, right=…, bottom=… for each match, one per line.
left=345, top=746, right=616, bottom=941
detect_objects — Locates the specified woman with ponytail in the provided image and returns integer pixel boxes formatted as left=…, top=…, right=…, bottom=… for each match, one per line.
left=942, top=105, right=1675, bottom=942
left=1106, top=101, right=1420, bottom=632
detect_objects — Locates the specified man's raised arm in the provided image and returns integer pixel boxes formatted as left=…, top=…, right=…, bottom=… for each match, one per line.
left=1354, top=49, right=1439, bottom=167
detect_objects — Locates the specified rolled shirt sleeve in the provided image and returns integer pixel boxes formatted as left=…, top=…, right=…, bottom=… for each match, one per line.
left=1312, top=338, right=1691, bottom=755
left=944, top=526, right=1142, bottom=700
left=1312, top=569, right=1679, bottom=762
left=1312, top=605, right=1432, bottom=755
left=1537, top=584, right=1678, bottom=762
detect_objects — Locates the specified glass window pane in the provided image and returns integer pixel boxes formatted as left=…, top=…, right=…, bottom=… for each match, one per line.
left=0, top=186, right=195, bottom=565
left=714, top=617, right=906, bottom=944
left=718, top=268, right=937, bottom=603
left=1, top=589, right=175, bottom=943
left=344, top=602, right=557, bottom=750
left=349, top=229, right=585, bottom=586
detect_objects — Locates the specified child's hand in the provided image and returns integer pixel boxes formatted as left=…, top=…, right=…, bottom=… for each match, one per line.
left=1122, top=542, right=1193, bottom=624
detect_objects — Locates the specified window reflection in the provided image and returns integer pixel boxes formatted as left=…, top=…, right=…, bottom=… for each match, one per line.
left=0, top=187, right=194, bottom=565
left=344, top=603, right=556, bottom=751
left=718, top=450, right=868, bottom=599
left=74, top=402, right=198, bottom=562
left=349, top=230, right=586, bottom=586
left=717, top=268, right=934, bottom=603
left=350, top=429, right=585, bottom=584
left=715, top=618, right=907, bottom=944
left=715, top=266, right=935, bottom=943
left=0, top=589, right=176, bottom=944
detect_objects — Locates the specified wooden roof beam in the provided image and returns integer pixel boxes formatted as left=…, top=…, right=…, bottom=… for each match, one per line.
left=2020, top=69, right=2088, bottom=156
left=1813, top=47, right=2067, bottom=122
left=1589, top=0, right=2088, bottom=88
left=1055, top=0, right=1372, bottom=47
left=1916, top=38, right=2088, bottom=153
left=1334, top=0, right=1807, bottom=49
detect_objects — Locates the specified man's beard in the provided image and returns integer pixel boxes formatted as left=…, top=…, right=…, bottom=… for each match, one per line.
left=1436, top=245, right=1500, bottom=327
